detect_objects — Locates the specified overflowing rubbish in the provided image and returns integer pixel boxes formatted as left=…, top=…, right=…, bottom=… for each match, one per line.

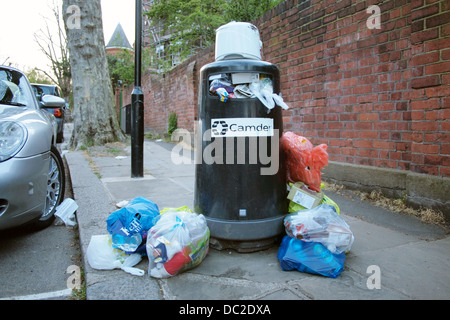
left=277, top=131, right=354, bottom=278
left=82, top=19, right=353, bottom=284
left=288, top=182, right=340, bottom=214
left=287, top=182, right=324, bottom=210
left=281, top=132, right=328, bottom=192
left=87, top=200, right=210, bottom=278
left=86, top=234, right=145, bottom=276
left=215, top=87, right=229, bottom=102
left=106, top=197, right=159, bottom=254
left=284, top=204, right=354, bottom=254
left=234, top=84, right=253, bottom=98
left=147, top=209, right=210, bottom=278
left=208, top=73, right=289, bottom=111
left=210, top=75, right=234, bottom=92
left=279, top=182, right=354, bottom=277
left=278, top=235, right=345, bottom=278
left=160, top=206, right=193, bottom=214
left=249, top=77, right=289, bottom=111
left=54, top=198, right=78, bottom=227
left=320, top=194, right=340, bottom=214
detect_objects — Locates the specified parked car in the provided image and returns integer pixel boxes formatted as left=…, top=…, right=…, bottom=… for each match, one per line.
left=31, top=83, right=66, bottom=143
left=0, top=65, right=66, bottom=230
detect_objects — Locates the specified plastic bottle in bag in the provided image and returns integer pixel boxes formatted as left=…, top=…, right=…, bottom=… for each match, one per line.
left=112, top=233, right=142, bottom=253
left=111, top=213, right=143, bottom=253
left=312, top=242, right=344, bottom=277
left=278, top=236, right=309, bottom=273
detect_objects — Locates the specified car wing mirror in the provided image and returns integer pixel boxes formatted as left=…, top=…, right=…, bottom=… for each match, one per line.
left=41, top=95, right=66, bottom=108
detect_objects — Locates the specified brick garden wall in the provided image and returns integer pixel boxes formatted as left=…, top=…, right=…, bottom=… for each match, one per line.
left=122, top=0, right=450, bottom=178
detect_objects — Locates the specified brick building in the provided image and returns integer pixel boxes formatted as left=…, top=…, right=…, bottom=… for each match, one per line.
left=105, top=23, right=133, bottom=56
left=120, top=0, right=450, bottom=215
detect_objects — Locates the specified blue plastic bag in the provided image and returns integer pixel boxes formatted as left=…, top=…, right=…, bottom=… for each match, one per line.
left=106, top=197, right=160, bottom=254
left=277, top=235, right=345, bottom=278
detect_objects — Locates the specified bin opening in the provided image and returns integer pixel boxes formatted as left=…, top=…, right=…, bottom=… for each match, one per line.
left=208, top=73, right=274, bottom=101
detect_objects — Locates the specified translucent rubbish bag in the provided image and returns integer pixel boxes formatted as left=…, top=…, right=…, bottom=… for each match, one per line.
left=146, top=210, right=210, bottom=278
left=284, top=204, right=354, bottom=254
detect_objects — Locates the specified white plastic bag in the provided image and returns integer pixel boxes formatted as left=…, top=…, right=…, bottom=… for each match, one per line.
left=284, top=204, right=354, bottom=254
left=249, top=78, right=289, bottom=111
left=86, top=234, right=145, bottom=276
left=250, top=79, right=274, bottom=110
left=272, top=93, right=289, bottom=110
left=54, top=198, right=78, bottom=227
left=146, top=210, right=210, bottom=278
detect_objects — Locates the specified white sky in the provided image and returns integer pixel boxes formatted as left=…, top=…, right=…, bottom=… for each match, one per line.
left=0, top=0, right=136, bottom=74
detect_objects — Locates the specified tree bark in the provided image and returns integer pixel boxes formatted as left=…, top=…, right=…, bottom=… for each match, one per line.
left=62, top=0, right=124, bottom=149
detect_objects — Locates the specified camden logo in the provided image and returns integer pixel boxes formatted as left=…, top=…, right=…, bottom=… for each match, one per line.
left=211, top=118, right=274, bottom=138
left=212, top=120, right=229, bottom=136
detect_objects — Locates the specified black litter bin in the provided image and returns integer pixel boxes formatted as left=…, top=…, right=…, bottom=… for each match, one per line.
left=194, top=59, right=287, bottom=251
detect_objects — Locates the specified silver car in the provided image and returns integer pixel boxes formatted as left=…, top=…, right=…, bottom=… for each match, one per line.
left=31, top=83, right=66, bottom=143
left=0, top=65, right=66, bottom=230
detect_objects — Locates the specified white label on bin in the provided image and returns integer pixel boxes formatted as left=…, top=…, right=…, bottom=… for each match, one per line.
left=211, top=118, right=274, bottom=137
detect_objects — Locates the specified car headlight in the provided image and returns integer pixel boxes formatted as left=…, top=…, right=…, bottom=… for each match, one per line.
left=0, top=121, right=28, bottom=162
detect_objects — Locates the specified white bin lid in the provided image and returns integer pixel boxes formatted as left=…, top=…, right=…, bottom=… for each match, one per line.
left=215, top=21, right=262, bottom=61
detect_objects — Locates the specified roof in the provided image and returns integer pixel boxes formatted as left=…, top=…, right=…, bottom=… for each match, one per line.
left=106, top=23, right=132, bottom=50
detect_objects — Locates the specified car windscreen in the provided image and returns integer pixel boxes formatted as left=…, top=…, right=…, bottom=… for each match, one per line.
left=0, top=68, right=34, bottom=107
left=33, top=85, right=55, bottom=97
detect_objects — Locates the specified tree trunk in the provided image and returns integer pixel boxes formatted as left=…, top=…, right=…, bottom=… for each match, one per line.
left=62, top=0, right=124, bottom=149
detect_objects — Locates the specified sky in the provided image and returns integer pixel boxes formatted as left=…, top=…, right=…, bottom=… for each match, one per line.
left=0, top=0, right=136, bottom=75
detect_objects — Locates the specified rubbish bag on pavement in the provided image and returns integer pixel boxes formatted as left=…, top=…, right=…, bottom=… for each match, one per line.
left=284, top=204, right=354, bottom=254
left=106, top=197, right=160, bottom=254
left=160, top=206, right=193, bottom=214
left=277, top=235, right=345, bottom=278
left=146, top=209, right=210, bottom=278
left=86, top=234, right=145, bottom=276
left=280, top=132, right=328, bottom=192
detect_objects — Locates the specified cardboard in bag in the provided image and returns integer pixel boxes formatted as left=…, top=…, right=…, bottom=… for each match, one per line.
left=287, top=182, right=324, bottom=209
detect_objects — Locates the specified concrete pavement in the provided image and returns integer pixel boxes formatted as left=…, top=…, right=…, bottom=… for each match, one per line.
left=63, top=127, right=450, bottom=301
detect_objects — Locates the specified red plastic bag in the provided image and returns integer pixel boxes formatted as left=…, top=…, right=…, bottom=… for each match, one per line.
left=281, top=132, right=328, bottom=192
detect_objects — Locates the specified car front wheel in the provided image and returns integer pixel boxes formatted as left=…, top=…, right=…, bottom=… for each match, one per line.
left=32, top=145, right=66, bottom=229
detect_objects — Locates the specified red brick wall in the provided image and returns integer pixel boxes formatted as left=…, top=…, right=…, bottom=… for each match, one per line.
left=122, top=0, right=450, bottom=178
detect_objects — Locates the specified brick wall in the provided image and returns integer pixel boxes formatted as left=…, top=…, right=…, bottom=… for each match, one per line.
left=122, top=0, right=450, bottom=178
